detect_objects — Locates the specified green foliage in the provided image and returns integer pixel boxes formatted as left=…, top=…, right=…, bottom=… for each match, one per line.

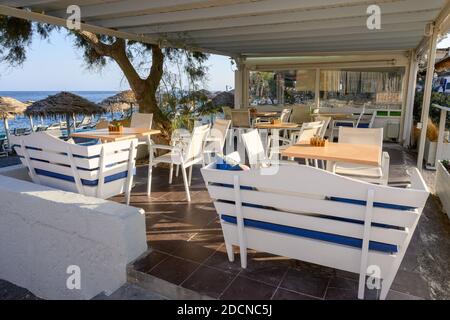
left=0, top=15, right=57, bottom=66
left=413, top=91, right=450, bottom=128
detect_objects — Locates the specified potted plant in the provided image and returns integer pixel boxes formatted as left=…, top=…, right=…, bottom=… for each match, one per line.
left=436, top=159, right=450, bottom=219
left=108, top=121, right=124, bottom=133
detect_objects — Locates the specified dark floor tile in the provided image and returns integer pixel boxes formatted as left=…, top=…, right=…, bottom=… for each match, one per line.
left=182, top=266, right=236, bottom=299
left=386, top=290, right=422, bottom=300
left=272, top=288, right=318, bottom=300
left=204, top=247, right=243, bottom=275
left=241, top=252, right=291, bottom=286
left=149, top=256, right=200, bottom=285
left=172, top=240, right=218, bottom=264
left=133, top=250, right=169, bottom=274
left=391, top=270, right=431, bottom=299
left=280, top=267, right=331, bottom=299
left=325, top=277, right=379, bottom=300
left=220, top=276, right=276, bottom=300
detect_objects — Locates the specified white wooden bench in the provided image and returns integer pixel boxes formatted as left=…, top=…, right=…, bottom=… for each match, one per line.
left=11, top=132, right=137, bottom=204
left=201, top=163, right=429, bottom=299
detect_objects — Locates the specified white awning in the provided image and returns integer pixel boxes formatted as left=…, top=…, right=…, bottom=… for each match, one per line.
left=0, top=0, right=449, bottom=57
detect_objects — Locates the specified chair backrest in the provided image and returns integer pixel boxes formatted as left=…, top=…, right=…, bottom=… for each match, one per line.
left=290, top=104, right=311, bottom=124
left=280, top=108, right=292, bottom=123
left=185, top=124, right=210, bottom=162
left=130, top=113, right=153, bottom=129
left=241, top=129, right=269, bottom=168
left=231, top=110, right=251, bottom=128
left=338, top=127, right=383, bottom=147
left=95, top=120, right=110, bottom=129
left=11, top=132, right=138, bottom=199
left=292, top=121, right=324, bottom=144
left=314, top=116, right=331, bottom=138
left=357, top=112, right=376, bottom=128
left=222, top=107, right=232, bottom=120
left=210, top=119, right=231, bottom=149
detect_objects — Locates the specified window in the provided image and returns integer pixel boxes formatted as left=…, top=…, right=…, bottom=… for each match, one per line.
left=319, top=68, right=404, bottom=109
left=249, top=70, right=316, bottom=106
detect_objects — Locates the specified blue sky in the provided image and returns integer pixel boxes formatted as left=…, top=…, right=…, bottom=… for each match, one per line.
left=0, top=30, right=235, bottom=91
left=1, top=30, right=449, bottom=92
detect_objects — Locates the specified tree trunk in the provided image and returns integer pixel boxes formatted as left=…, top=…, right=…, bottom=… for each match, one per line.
left=78, top=32, right=172, bottom=143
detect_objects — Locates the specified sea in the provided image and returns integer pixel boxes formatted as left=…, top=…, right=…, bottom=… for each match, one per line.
left=0, top=91, right=121, bottom=135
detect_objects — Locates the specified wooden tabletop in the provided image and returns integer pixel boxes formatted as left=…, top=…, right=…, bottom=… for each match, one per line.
left=313, top=113, right=354, bottom=120
left=254, top=122, right=299, bottom=129
left=253, top=111, right=278, bottom=117
left=71, top=128, right=161, bottom=142
left=281, top=142, right=381, bottom=166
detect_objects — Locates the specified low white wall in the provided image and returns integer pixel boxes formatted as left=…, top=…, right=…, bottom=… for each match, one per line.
left=436, top=161, right=450, bottom=219
left=0, top=165, right=147, bottom=300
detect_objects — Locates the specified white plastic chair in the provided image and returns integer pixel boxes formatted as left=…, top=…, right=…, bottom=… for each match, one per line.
left=130, top=113, right=153, bottom=145
left=268, top=121, right=324, bottom=161
left=204, top=119, right=231, bottom=164
left=229, top=110, right=252, bottom=148
left=334, top=127, right=390, bottom=185
left=148, top=124, right=210, bottom=202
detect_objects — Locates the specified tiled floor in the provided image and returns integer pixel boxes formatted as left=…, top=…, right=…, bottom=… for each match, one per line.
left=117, top=144, right=450, bottom=300
left=1, top=144, right=449, bottom=300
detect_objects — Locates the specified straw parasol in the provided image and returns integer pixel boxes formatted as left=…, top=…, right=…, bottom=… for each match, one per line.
left=211, top=90, right=234, bottom=107
left=0, top=97, right=29, bottom=148
left=100, top=90, right=137, bottom=118
left=25, top=92, right=106, bottom=134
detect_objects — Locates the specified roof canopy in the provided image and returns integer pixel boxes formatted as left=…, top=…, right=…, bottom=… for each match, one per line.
left=100, top=90, right=136, bottom=111
left=1, top=0, right=449, bottom=57
left=25, top=91, right=106, bottom=116
left=0, top=96, right=28, bottom=119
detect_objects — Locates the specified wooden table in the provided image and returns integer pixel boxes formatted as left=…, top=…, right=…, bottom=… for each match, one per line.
left=254, top=122, right=298, bottom=130
left=281, top=142, right=381, bottom=171
left=71, top=128, right=161, bottom=143
left=312, top=113, right=354, bottom=120
left=253, top=111, right=278, bottom=118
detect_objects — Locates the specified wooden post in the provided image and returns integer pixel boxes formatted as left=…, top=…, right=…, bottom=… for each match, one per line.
left=417, top=24, right=438, bottom=170
left=403, top=51, right=419, bottom=147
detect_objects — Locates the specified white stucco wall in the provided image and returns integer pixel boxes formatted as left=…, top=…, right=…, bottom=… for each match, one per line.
left=0, top=166, right=147, bottom=300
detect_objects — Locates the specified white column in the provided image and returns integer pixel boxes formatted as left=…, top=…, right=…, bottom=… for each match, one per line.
left=435, top=106, right=447, bottom=168
left=28, top=115, right=34, bottom=131
left=417, top=25, right=439, bottom=170
left=234, top=69, right=242, bottom=109
left=3, top=118, right=11, bottom=150
left=402, top=51, right=419, bottom=147
left=315, top=68, right=320, bottom=110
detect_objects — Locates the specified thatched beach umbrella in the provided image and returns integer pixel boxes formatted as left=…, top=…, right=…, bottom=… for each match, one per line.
left=100, top=90, right=136, bottom=119
left=0, top=97, right=29, bottom=148
left=211, top=90, right=234, bottom=108
left=25, top=92, right=106, bottom=135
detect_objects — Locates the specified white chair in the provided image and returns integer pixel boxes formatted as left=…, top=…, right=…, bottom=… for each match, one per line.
left=313, top=116, right=332, bottom=139
left=148, top=124, right=210, bottom=202
left=241, top=129, right=298, bottom=169
left=329, top=107, right=376, bottom=141
left=334, top=127, right=390, bottom=185
left=229, top=110, right=252, bottom=148
left=12, top=132, right=137, bottom=205
left=130, top=113, right=153, bottom=145
left=268, top=121, right=324, bottom=161
left=204, top=119, right=231, bottom=164
left=201, top=163, right=429, bottom=300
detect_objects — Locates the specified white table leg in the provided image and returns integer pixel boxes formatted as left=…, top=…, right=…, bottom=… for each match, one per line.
left=146, top=135, right=153, bottom=196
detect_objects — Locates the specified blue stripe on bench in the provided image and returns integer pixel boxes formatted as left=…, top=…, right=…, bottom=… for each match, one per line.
left=328, top=196, right=415, bottom=211
left=34, top=168, right=132, bottom=186
left=221, top=214, right=398, bottom=253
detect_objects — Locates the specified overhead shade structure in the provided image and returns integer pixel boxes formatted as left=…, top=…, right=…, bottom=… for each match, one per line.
left=0, top=0, right=447, bottom=56
left=25, top=92, right=106, bottom=135
left=0, top=96, right=28, bottom=149
left=100, top=90, right=137, bottom=119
